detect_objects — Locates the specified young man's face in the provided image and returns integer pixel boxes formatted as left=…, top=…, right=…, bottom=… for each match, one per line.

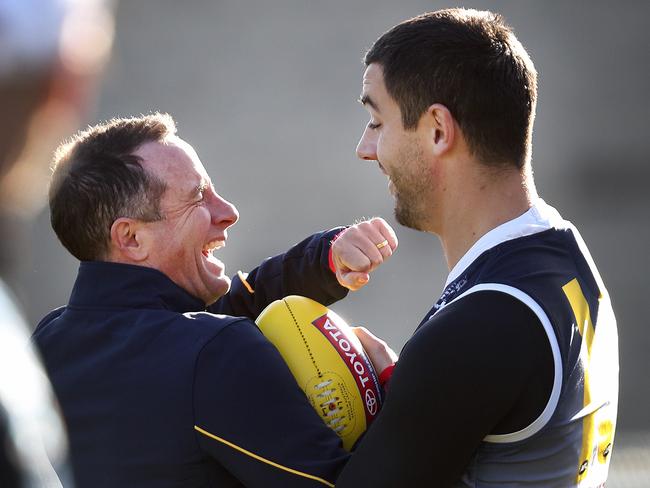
left=135, top=137, right=239, bottom=305
left=356, top=63, right=435, bottom=232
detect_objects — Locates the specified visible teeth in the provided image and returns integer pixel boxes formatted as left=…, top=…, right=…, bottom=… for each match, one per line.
left=202, top=239, right=225, bottom=253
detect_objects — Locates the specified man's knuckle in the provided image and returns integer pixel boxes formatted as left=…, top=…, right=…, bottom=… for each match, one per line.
left=357, top=221, right=371, bottom=232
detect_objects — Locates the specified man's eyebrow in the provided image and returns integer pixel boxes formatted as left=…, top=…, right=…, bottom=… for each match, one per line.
left=190, top=181, right=208, bottom=197
left=358, top=94, right=380, bottom=112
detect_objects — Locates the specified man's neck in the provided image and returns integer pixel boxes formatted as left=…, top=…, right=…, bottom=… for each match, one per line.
left=438, top=164, right=537, bottom=271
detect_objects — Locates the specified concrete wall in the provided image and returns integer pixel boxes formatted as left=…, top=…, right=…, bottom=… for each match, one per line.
left=10, top=0, right=649, bottom=482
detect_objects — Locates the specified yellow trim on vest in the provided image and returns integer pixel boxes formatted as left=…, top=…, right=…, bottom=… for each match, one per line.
left=563, top=278, right=596, bottom=482
left=193, top=425, right=334, bottom=487
left=237, top=270, right=255, bottom=294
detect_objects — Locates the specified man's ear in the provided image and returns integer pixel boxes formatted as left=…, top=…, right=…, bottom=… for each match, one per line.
left=109, top=218, right=149, bottom=262
left=426, top=103, right=456, bottom=156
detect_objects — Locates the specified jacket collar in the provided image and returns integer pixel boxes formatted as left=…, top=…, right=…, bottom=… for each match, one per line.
left=68, top=261, right=206, bottom=313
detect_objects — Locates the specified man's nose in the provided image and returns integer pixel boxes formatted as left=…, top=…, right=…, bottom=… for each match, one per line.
left=356, top=128, right=377, bottom=161
left=211, top=194, right=239, bottom=228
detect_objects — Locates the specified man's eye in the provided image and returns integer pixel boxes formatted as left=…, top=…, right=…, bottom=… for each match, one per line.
left=367, top=121, right=382, bottom=130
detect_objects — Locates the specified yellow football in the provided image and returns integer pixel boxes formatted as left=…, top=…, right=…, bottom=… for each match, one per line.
left=255, top=295, right=383, bottom=450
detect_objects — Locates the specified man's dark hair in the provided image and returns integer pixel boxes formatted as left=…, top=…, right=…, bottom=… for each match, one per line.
left=49, top=113, right=175, bottom=261
left=365, top=8, right=537, bottom=168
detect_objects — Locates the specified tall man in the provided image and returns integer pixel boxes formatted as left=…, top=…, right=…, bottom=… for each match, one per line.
left=338, top=9, right=618, bottom=487
left=33, top=113, right=397, bottom=487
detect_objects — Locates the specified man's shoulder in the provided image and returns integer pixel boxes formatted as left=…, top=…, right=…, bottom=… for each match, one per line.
left=33, top=305, right=66, bottom=336
left=122, top=308, right=254, bottom=346
left=476, top=228, right=579, bottom=283
left=176, top=311, right=258, bottom=344
left=34, top=303, right=257, bottom=351
left=181, top=310, right=249, bottom=328
left=182, top=311, right=270, bottom=351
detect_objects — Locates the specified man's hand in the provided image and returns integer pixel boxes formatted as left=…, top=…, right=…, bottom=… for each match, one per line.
left=353, top=326, right=398, bottom=374
left=331, top=217, right=398, bottom=291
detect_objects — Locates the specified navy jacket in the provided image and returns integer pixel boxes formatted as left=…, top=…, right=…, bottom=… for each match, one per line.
left=33, top=230, right=351, bottom=487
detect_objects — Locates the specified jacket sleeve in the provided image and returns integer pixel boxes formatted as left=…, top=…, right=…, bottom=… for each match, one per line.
left=192, top=319, right=350, bottom=487
left=208, top=228, right=348, bottom=319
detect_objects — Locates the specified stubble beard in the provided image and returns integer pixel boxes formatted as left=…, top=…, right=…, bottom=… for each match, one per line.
left=394, top=186, right=428, bottom=232
left=390, top=144, right=432, bottom=232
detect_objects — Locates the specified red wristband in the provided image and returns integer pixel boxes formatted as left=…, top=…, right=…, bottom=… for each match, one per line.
left=378, top=363, right=396, bottom=387
left=328, top=230, right=345, bottom=275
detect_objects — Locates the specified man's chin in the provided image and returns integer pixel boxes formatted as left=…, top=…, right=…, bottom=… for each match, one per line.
left=395, top=202, right=426, bottom=232
left=204, top=276, right=231, bottom=306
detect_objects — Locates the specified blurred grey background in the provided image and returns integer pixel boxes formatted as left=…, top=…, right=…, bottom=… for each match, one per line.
left=5, top=0, right=649, bottom=485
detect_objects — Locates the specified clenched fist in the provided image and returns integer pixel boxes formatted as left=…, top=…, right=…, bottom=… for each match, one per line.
left=331, top=217, right=398, bottom=291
